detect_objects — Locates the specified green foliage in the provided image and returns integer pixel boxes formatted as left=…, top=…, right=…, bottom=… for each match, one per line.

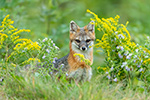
left=88, top=10, right=150, bottom=89
left=0, top=15, right=59, bottom=82
left=1, top=0, right=150, bottom=99
left=1, top=69, right=150, bottom=99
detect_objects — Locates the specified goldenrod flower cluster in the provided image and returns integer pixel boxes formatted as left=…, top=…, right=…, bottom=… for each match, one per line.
left=73, top=53, right=91, bottom=66
left=0, top=15, right=41, bottom=65
left=87, top=9, right=150, bottom=82
left=14, top=39, right=41, bottom=51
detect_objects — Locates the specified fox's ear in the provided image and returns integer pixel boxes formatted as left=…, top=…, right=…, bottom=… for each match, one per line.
left=87, top=21, right=95, bottom=33
left=70, top=21, right=79, bottom=33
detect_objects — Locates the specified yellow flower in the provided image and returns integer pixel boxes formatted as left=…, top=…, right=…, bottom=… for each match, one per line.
left=87, top=9, right=101, bottom=23
left=9, top=25, right=15, bottom=29
left=13, top=38, right=41, bottom=51
left=97, top=28, right=101, bottom=31
left=11, top=63, right=16, bottom=67
left=122, top=26, right=131, bottom=41
left=102, top=67, right=107, bottom=71
left=115, top=15, right=120, bottom=20
left=97, top=66, right=100, bottom=69
left=0, top=33, right=8, bottom=45
left=73, top=53, right=91, bottom=65
left=22, top=58, right=41, bottom=65
left=9, top=21, right=14, bottom=24
left=125, top=21, right=129, bottom=27
left=13, top=38, right=31, bottom=43
left=143, top=59, right=150, bottom=64
left=96, top=50, right=103, bottom=52
left=90, top=18, right=95, bottom=21
left=11, top=29, right=30, bottom=36
left=12, top=36, right=20, bottom=41
left=10, top=28, right=18, bottom=32
left=27, top=42, right=41, bottom=50
left=2, top=15, right=10, bottom=22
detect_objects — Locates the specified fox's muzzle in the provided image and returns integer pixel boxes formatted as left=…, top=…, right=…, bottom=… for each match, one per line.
left=79, top=41, right=88, bottom=51
left=80, top=46, right=87, bottom=51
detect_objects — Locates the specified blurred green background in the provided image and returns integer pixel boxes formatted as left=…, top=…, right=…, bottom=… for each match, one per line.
left=0, top=0, right=150, bottom=67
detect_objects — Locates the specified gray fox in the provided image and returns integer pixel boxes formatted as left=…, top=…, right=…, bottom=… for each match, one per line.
left=53, top=21, right=95, bottom=82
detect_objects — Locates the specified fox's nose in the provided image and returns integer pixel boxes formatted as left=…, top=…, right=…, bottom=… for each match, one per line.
left=81, top=47, right=86, bottom=51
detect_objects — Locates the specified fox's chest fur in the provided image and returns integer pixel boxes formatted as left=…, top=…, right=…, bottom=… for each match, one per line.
left=66, top=42, right=93, bottom=82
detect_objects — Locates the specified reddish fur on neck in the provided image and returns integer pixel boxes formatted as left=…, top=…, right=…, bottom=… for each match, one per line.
left=68, top=41, right=93, bottom=72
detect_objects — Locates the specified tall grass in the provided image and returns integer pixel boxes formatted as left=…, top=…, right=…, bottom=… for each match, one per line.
left=1, top=67, right=150, bottom=100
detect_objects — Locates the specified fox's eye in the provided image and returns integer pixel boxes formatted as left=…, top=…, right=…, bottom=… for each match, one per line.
left=75, top=39, right=80, bottom=43
left=86, top=39, right=91, bottom=42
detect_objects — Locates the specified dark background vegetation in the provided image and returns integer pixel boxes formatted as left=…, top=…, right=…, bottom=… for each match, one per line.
left=0, top=0, right=150, bottom=67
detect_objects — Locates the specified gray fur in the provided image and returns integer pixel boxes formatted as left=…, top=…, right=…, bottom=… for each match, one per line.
left=53, top=54, right=69, bottom=72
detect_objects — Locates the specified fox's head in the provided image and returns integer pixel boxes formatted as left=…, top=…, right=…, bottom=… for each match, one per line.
left=69, top=21, right=95, bottom=52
